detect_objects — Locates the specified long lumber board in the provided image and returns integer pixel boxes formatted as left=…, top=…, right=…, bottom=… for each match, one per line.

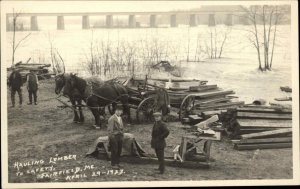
left=189, top=85, right=218, bottom=92
left=240, top=126, right=290, bottom=130
left=238, top=128, right=279, bottom=134
left=243, top=104, right=291, bottom=110
left=240, top=128, right=292, bottom=139
left=169, top=85, right=218, bottom=91
left=275, top=97, right=292, bottom=101
left=237, top=112, right=292, bottom=120
left=196, top=101, right=244, bottom=110
left=196, top=97, right=234, bottom=105
left=237, top=107, right=292, bottom=114
left=237, top=119, right=292, bottom=128
left=202, top=110, right=227, bottom=117
left=234, top=142, right=292, bottom=150
left=232, top=137, right=292, bottom=144
left=194, top=90, right=235, bottom=99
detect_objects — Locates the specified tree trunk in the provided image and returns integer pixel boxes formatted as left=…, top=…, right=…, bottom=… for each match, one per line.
left=253, top=15, right=262, bottom=71
left=266, top=9, right=274, bottom=70
left=12, top=18, right=16, bottom=66
left=263, top=6, right=268, bottom=71
left=270, top=8, right=279, bottom=69
left=210, top=31, right=213, bottom=59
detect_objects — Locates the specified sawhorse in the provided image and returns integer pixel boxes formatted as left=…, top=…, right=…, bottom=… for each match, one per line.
left=179, top=132, right=221, bottom=162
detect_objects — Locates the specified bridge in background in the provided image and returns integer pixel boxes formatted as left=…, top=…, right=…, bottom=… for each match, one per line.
left=6, top=10, right=247, bottom=31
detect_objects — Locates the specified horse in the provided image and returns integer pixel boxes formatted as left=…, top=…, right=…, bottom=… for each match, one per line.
left=63, top=73, right=131, bottom=128
left=55, top=73, right=85, bottom=123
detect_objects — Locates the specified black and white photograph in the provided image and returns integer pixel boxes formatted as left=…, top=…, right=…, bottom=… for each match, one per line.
left=1, top=0, right=299, bottom=188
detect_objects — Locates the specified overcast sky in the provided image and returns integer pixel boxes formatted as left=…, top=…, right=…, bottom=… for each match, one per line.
left=2, top=1, right=204, bottom=13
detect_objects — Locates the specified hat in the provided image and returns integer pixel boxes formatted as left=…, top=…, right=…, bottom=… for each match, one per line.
left=153, top=111, right=162, bottom=116
left=115, top=104, right=123, bottom=110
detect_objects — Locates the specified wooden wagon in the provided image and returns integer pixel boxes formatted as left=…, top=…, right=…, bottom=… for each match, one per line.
left=120, top=76, right=244, bottom=124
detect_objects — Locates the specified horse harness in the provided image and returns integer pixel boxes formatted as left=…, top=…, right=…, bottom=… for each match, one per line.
left=83, top=81, right=129, bottom=109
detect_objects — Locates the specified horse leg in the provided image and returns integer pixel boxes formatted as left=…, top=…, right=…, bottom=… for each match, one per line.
left=91, top=109, right=101, bottom=129
left=110, top=102, right=117, bottom=115
left=121, top=99, right=131, bottom=123
left=71, top=98, right=79, bottom=123
left=87, top=97, right=101, bottom=129
left=78, top=99, right=84, bottom=123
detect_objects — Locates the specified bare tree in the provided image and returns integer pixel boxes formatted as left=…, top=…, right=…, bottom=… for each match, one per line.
left=47, top=33, right=65, bottom=74
left=241, top=5, right=284, bottom=71
left=203, top=26, right=231, bottom=59
left=11, top=10, right=31, bottom=66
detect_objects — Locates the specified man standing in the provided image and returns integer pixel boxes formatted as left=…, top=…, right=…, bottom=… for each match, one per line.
left=8, top=67, right=23, bottom=108
left=154, top=86, right=170, bottom=121
left=107, top=104, right=124, bottom=169
left=151, top=111, right=170, bottom=174
left=26, top=70, right=39, bottom=105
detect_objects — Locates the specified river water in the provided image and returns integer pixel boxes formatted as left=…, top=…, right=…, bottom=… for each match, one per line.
left=5, top=24, right=292, bottom=103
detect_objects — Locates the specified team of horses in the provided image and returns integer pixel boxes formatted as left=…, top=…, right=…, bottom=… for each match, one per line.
left=55, top=73, right=131, bottom=128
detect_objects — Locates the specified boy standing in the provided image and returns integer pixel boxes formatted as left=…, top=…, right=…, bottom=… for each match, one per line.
left=151, top=111, right=170, bottom=174
left=107, top=104, right=124, bottom=169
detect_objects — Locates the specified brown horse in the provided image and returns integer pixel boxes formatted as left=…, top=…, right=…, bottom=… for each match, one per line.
left=63, top=73, right=131, bottom=128
left=55, top=73, right=85, bottom=123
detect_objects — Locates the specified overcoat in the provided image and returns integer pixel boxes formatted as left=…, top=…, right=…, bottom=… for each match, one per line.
left=151, top=121, right=170, bottom=149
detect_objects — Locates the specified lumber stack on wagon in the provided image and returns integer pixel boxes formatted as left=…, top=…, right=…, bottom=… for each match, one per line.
left=221, top=104, right=293, bottom=150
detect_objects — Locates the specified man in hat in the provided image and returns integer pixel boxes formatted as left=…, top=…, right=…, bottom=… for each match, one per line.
left=26, top=70, right=39, bottom=105
left=8, top=67, right=23, bottom=108
left=151, top=111, right=170, bottom=174
left=154, top=86, right=170, bottom=121
left=107, top=104, right=124, bottom=169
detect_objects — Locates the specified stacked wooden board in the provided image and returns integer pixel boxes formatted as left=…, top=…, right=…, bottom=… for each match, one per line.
left=229, top=105, right=292, bottom=150
left=7, top=61, right=53, bottom=81
left=184, top=88, right=244, bottom=124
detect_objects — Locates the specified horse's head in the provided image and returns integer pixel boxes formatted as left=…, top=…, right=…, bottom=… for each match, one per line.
left=63, top=73, right=85, bottom=96
left=60, top=73, right=74, bottom=96
left=55, top=74, right=66, bottom=95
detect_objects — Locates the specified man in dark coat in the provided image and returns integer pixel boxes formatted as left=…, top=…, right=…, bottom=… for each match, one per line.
left=154, top=87, right=170, bottom=120
left=107, top=104, right=124, bottom=169
left=151, top=111, right=170, bottom=174
left=8, top=67, right=23, bottom=107
left=26, top=70, right=39, bottom=105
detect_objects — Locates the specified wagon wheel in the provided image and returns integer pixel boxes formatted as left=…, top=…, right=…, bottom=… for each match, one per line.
left=179, top=95, right=196, bottom=123
left=136, top=97, right=156, bottom=123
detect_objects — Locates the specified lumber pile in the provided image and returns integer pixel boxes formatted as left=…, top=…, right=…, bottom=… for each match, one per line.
left=7, top=60, right=53, bottom=80
left=220, top=104, right=292, bottom=150
left=280, top=86, right=292, bottom=93
left=185, top=89, right=244, bottom=124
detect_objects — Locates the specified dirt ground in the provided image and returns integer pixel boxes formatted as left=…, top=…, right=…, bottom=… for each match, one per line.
left=6, top=79, right=293, bottom=183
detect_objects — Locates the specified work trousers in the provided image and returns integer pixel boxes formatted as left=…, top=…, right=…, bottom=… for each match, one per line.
left=155, top=148, right=165, bottom=173
left=11, top=88, right=22, bottom=106
left=109, top=134, right=123, bottom=166
left=28, top=89, right=38, bottom=103
left=155, top=105, right=169, bottom=121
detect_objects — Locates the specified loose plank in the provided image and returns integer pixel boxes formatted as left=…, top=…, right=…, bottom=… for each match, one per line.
left=237, top=107, right=292, bottom=114
left=232, top=137, right=292, bottom=144
left=240, top=128, right=292, bottom=139
left=234, top=142, right=292, bottom=150
left=197, top=101, right=245, bottom=110
left=237, top=112, right=292, bottom=120
left=237, top=119, right=292, bottom=128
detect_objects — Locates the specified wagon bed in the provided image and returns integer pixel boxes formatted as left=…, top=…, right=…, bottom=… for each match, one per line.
left=122, top=76, right=244, bottom=123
